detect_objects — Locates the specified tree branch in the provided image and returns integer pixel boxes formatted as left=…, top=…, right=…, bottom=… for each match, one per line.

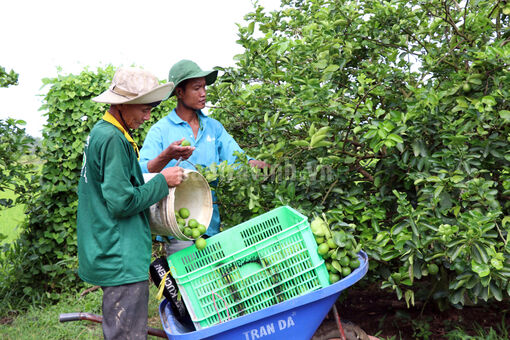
left=321, top=179, right=338, bottom=206
left=442, top=0, right=473, bottom=44
left=80, top=285, right=100, bottom=297
left=342, top=83, right=380, bottom=152
left=463, top=0, right=469, bottom=30
left=401, top=28, right=429, bottom=54
left=351, top=161, right=374, bottom=182
left=362, top=36, right=422, bottom=56
left=488, top=0, right=501, bottom=19
left=435, top=39, right=463, bottom=66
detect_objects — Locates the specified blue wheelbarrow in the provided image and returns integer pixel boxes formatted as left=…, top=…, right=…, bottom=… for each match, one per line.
left=159, top=251, right=368, bottom=340
left=59, top=252, right=368, bottom=339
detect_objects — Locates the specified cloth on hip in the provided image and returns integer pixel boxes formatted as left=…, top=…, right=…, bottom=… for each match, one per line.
left=101, top=280, right=149, bottom=340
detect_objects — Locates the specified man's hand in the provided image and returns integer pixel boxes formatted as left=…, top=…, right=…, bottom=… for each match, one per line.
left=249, top=159, right=271, bottom=169
left=163, top=138, right=195, bottom=160
left=161, top=167, right=185, bottom=187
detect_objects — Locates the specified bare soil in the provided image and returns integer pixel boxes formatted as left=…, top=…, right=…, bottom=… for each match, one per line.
left=334, top=282, right=510, bottom=339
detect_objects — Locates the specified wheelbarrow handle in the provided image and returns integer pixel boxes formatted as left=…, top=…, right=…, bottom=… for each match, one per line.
left=59, top=312, right=102, bottom=323
left=59, top=313, right=81, bottom=322
left=58, top=312, right=167, bottom=338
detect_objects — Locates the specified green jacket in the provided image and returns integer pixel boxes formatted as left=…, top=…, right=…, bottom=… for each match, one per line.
left=77, top=118, right=169, bottom=286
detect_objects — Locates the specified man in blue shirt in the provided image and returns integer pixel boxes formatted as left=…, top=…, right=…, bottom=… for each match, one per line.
left=139, top=60, right=268, bottom=252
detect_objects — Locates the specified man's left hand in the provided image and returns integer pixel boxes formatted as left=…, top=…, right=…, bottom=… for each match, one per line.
left=163, top=138, right=195, bottom=160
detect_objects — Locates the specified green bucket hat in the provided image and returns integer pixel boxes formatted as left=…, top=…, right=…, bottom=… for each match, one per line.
left=168, top=60, right=218, bottom=97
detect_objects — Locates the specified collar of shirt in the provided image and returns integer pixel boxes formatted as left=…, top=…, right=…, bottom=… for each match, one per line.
left=102, top=111, right=140, bottom=160
left=168, top=109, right=204, bottom=131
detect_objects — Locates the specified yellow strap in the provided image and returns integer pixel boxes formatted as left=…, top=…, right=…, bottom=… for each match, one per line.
left=102, top=111, right=140, bottom=160
left=157, top=271, right=171, bottom=300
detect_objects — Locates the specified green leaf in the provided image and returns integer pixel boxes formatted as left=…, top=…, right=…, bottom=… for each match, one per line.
left=324, top=65, right=340, bottom=72
left=471, top=260, right=490, bottom=277
left=291, top=140, right=309, bottom=147
left=247, top=21, right=255, bottom=35
left=502, top=216, right=510, bottom=228
left=489, top=282, right=502, bottom=301
left=332, top=260, right=342, bottom=273
left=387, top=133, right=403, bottom=144
left=481, top=96, right=496, bottom=106
left=433, top=185, right=444, bottom=199
left=499, top=110, right=510, bottom=122
left=314, top=59, right=328, bottom=69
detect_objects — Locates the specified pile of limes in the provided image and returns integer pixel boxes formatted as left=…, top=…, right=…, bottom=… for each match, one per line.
left=311, top=216, right=361, bottom=284
left=175, top=207, right=207, bottom=250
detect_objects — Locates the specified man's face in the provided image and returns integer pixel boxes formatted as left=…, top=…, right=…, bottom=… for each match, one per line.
left=177, top=77, right=207, bottom=110
left=119, top=104, right=153, bottom=129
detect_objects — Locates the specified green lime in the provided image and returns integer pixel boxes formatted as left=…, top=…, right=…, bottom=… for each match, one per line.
left=329, top=273, right=340, bottom=284
left=327, top=238, right=336, bottom=249
left=349, top=258, right=360, bottom=269
left=344, top=240, right=353, bottom=250
left=341, top=266, right=351, bottom=277
left=179, top=208, right=190, bottom=219
left=314, top=236, right=324, bottom=244
left=176, top=217, right=185, bottom=226
left=427, top=263, right=439, bottom=275
left=188, top=218, right=198, bottom=228
left=318, top=243, right=329, bottom=256
left=183, top=227, right=192, bottom=237
left=191, top=228, right=201, bottom=239
left=325, top=262, right=332, bottom=271
left=310, top=217, right=327, bottom=237
left=197, top=224, right=207, bottom=234
left=175, top=210, right=182, bottom=219
left=339, top=256, right=350, bottom=267
left=181, top=139, right=191, bottom=146
left=195, top=237, right=207, bottom=250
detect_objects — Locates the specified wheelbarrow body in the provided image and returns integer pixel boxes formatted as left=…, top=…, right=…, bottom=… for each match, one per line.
left=159, top=251, right=368, bottom=340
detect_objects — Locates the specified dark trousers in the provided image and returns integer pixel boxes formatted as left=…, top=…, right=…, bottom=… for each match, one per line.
left=101, top=280, right=149, bottom=340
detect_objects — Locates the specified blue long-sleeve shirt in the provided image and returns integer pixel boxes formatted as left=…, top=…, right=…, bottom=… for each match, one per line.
left=139, top=109, right=246, bottom=236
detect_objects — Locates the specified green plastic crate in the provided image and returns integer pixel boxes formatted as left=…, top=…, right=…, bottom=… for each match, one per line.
left=168, top=206, right=330, bottom=330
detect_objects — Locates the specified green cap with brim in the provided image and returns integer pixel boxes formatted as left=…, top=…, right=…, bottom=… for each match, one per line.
left=167, top=59, right=218, bottom=97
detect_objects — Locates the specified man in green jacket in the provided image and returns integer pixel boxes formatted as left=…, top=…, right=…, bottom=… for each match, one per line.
left=77, top=67, right=184, bottom=340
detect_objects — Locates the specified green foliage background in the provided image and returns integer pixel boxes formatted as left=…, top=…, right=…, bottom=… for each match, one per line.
left=0, top=66, right=176, bottom=309
left=206, top=0, right=510, bottom=308
left=1, top=0, right=509, bottom=314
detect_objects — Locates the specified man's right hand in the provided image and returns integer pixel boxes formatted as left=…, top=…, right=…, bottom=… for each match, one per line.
left=161, top=167, right=185, bottom=187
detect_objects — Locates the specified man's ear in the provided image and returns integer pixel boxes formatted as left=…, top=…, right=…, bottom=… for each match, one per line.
left=175, top=87, right=183, bottom=99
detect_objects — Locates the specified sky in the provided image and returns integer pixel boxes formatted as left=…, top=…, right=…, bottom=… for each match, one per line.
left=0, top=0, right=280, bottom=137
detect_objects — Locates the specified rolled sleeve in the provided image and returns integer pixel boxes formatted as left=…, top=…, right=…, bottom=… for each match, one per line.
left=139, top=126, right=165, bottom=173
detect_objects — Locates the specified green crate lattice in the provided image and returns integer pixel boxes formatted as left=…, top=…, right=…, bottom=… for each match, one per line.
left=168, top=206, right=329, bottom=329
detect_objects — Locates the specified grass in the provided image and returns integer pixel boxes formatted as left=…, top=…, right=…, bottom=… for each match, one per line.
left=0, top=155, right=42, bottom=244
left=0, top=284, right=166, bottom=340
left=0, top=189, right=25, bottom=243
left=444, top=318, right=509, bottom=340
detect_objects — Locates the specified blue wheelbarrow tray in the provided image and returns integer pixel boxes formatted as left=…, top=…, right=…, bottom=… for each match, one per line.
left=159, top=251, right=368, bottom=340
